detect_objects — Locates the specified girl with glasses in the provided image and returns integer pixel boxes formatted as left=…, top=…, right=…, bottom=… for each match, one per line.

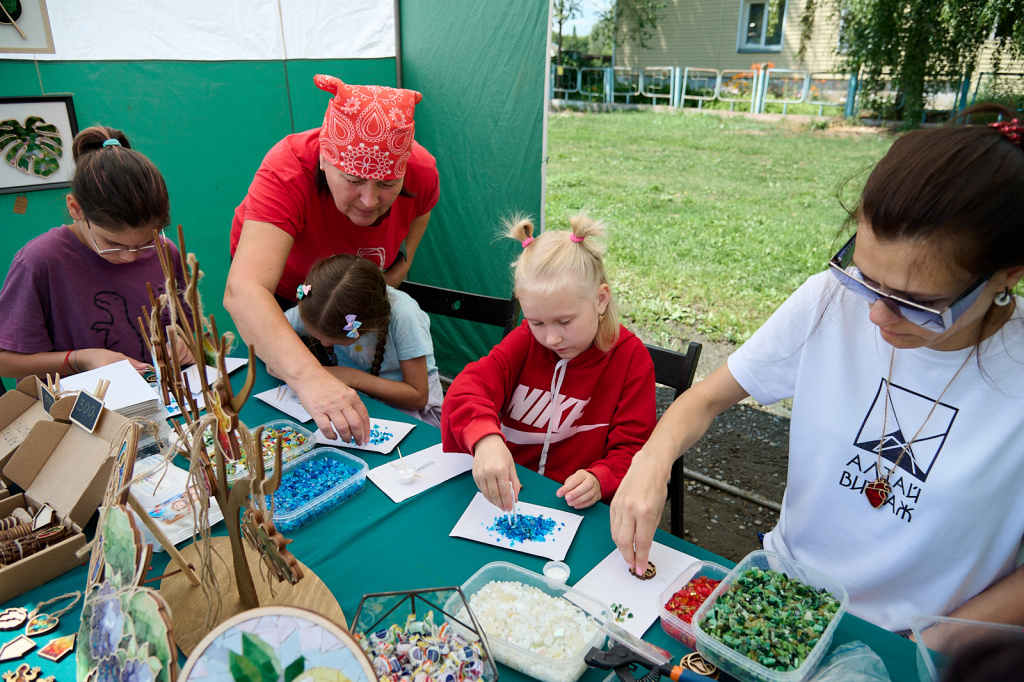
left=0, top=125, right=191, bottom=381
left=610, top=105, right=1024, bottom=633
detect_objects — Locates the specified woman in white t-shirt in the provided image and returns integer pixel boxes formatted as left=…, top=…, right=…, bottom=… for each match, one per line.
left=610, top=105, right=1024, bottom=632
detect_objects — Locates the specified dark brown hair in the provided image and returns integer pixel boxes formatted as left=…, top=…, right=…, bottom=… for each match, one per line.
left=297, top=254, right=391, bottom=376
left=855, top=104, right=1024, bottom=278
left=70, top=126, right=170, bottom=232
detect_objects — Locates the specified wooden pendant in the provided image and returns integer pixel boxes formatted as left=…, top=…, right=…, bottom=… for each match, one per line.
left=0, top=609, right=27, bottom=632
left=865, top=478, right=892, bottom=508
left=24, top=615, right=58, bottom=638
left=1, top=663, right=55, bottom=682
left=0, top=636, right=35, bottom=663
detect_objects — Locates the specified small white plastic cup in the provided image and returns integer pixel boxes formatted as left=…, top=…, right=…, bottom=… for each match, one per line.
left=396, top=465, right=415, bottom=485
left=543, top=560, right=570, bottom=584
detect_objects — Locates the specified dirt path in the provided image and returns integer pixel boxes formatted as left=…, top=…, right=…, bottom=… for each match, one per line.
left=643, top=330, right=791, bottom=563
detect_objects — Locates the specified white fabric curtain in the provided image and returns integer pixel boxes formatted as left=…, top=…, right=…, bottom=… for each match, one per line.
left=33, top=0, right=394, bottom=60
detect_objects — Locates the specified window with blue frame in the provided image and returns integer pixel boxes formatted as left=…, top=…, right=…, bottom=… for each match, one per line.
left=739, top=0, right=786, bottom=52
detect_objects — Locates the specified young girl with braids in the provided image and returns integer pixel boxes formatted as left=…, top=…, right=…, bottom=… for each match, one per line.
left=442, top=214, right=656, bottom=511
left=286, top=254, right=443, bottom=426
left=0, top=125, right=190, bottom=381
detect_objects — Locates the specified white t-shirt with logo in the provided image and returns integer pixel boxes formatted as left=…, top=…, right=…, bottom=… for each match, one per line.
left=728, top=271, right=1024, bottom=631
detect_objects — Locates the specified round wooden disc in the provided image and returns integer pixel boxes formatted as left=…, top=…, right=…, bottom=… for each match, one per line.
left=159, top=536, right=346, bottom=656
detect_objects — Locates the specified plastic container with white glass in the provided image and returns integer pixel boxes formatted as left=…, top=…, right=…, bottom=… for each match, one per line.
left=447, top=561, right=611, bottom=682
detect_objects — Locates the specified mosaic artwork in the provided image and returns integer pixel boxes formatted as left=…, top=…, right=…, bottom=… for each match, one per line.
left=179, top=607, right=374, bottom=682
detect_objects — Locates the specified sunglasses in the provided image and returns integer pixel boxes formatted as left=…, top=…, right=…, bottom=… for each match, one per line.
left=85, top=218, right=161, bottom=255
left=828, top=234, right=991, bottom=331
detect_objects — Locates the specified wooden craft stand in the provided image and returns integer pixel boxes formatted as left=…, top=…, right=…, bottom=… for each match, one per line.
left=160, top=536, right=345, bottom=655
left=139, top=227, right=344, bottom=653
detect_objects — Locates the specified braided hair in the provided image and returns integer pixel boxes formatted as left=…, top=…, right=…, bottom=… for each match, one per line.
left=297, top=255, right=391, bottom=376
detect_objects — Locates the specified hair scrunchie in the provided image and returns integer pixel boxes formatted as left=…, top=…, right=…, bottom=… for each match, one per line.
left=990, top=118, right=1023, bottom=146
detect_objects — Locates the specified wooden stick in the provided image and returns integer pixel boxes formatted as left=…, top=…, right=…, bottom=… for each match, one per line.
left=127, top=492, right=201, bottom=586
left=0, top=4, right=27, bottom=39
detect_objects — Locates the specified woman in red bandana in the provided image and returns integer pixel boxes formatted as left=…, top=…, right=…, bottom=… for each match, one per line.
left=226, top=75, right=439, bottom=444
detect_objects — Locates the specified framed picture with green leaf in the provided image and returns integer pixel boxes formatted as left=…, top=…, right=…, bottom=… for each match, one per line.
left=0, top=94, right=78, bottom=195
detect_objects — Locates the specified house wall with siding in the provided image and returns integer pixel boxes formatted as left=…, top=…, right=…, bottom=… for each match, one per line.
left=616, top=0, right=1024, bottom=84
left=615, top=0, right=844, bottom=73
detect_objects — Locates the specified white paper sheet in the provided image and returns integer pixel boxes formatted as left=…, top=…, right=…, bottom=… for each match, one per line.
left=131, top=455, right=184, bottom=508
left=314, top=417, right=415, bottom=454
left=128, top=458, right=224, bottom=550
left=449, top=492, right=583, bottom=561
left=572, top=544, right=699, bottom=638
left=254, top=385, right=313, bottom=422
left=163, top=391, right=206, bottom=419
left=367, top=444, right=473, bottom=502
left=58, top=360, right=155, bottom=410
left=181, top=358, right=249, bottom=394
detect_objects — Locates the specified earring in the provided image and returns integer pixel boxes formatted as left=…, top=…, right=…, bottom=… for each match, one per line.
left=994, top=287, right=1012, bottom=306
left=599, top=313, right=605, bottom=322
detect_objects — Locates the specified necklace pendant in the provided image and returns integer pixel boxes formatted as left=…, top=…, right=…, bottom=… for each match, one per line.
left=24, top=615, right=58, bottom=638
left=0, top=608, right=27, bottom=632
left=864, top=478, right=891, bottom=509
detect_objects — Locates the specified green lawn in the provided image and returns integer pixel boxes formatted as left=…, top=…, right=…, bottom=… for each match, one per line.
left=545, top=110, right=895, bottom=345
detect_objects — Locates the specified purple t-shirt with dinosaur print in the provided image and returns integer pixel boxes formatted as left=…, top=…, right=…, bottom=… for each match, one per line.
left=0, top=226, right=185, bottom=364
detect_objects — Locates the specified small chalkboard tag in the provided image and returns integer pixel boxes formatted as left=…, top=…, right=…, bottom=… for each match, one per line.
left=39, top=382, right=56, bottom=416
left=70, top=391, right=104, bottom=433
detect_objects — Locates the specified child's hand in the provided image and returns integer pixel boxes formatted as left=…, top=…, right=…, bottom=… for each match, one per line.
left=76, top=348, right=151, bottom=374
left=472, top=434, right=521, bottom=512
left=556, top=470, right=602, bottom=509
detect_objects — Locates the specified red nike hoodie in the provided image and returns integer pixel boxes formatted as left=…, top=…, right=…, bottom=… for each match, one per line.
left=441, top=322, right=656, bottom=500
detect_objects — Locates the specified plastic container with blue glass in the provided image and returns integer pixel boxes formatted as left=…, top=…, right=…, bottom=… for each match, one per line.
left=270, top=447, right=367, bottom=532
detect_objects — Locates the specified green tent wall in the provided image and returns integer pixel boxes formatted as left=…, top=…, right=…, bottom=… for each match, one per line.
left=399, top=0, right=548, bottom=374
left=0, top=0, right=547, bottom=387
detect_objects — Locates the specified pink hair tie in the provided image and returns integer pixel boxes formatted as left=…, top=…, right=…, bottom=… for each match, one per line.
left=521, top=237, right=534, bottom=249
left=570, top=234, right=585, bottom=243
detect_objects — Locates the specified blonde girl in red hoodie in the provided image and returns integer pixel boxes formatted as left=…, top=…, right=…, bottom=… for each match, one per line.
left=442, top=214, right=656, bottom=511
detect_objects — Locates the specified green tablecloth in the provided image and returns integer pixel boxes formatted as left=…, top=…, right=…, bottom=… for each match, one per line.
left=1, top=362, right=919, bottom=681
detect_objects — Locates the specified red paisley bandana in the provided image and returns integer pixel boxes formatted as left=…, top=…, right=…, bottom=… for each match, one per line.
left=315, top=74, right=422, bottom=180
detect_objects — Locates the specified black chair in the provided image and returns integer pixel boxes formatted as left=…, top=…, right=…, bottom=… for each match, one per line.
left=398, top=281, right=520, bottom=337
left=645, top=341, right=702, bottom=538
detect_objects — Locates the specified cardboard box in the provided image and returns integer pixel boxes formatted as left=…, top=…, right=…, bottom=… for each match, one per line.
left=0, top=377, right=47, bottom=483
left=0, top=395, right=125, bottom=603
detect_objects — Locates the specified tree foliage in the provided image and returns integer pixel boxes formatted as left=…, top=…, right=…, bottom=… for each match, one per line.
left=553, top=0, right=584, bottom=65
left=597, top=0, right=667, bottom=49
left=801, top=0, right=1024, bottom=127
